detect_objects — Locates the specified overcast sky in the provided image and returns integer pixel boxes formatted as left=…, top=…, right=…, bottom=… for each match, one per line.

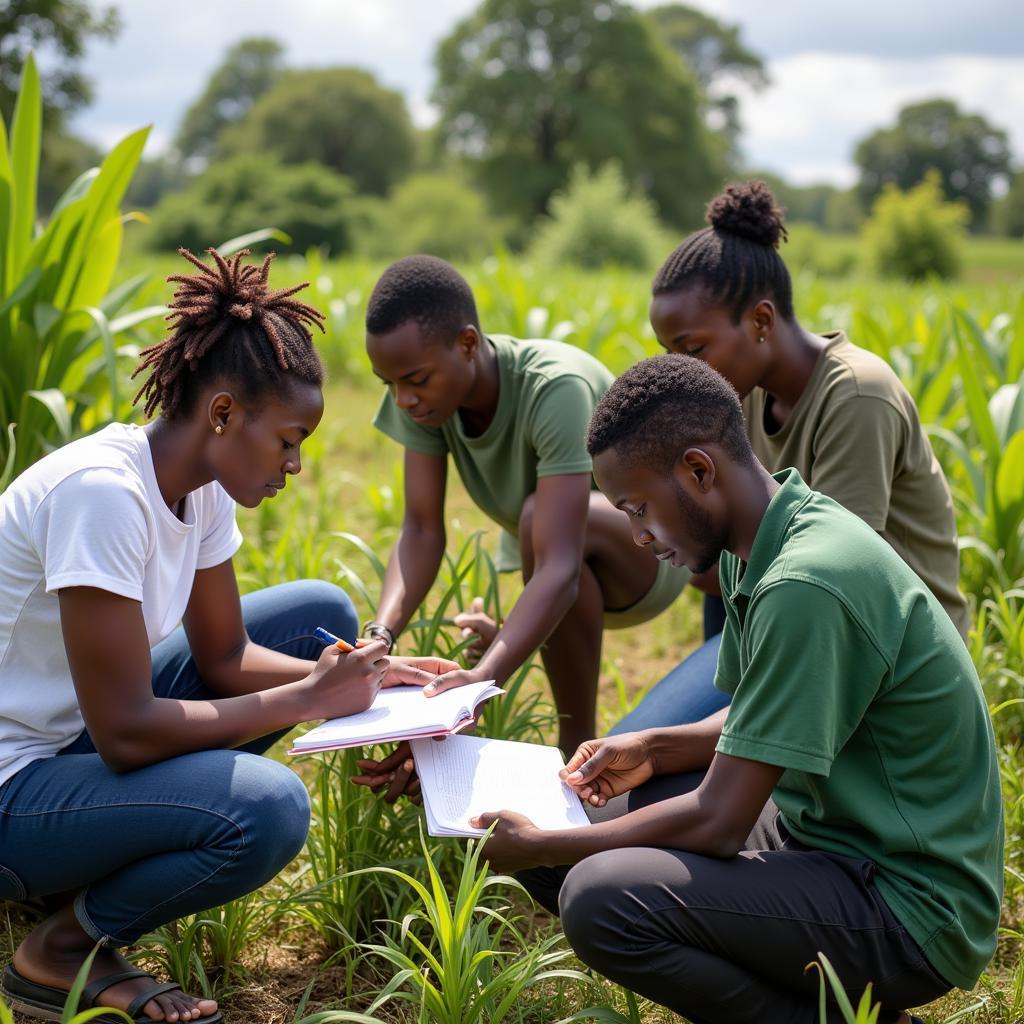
left=66, top=0, right=1024, bottom=187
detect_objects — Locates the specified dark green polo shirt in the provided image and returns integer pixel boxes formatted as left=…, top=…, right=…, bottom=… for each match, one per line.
left=715, top=469, right=1002, bottom=990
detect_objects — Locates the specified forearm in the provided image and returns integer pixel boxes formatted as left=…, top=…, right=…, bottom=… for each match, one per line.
left=472, top=560, right=579, bottom=684
left=642, top=707, right=728, bottom=776
left=375, top=524, right=446, bottom=637
left=200, top=641, right=314, bottom=697
left=96, top=681, right=313, bottom=772
left=533, top=789, right=730, bottom=867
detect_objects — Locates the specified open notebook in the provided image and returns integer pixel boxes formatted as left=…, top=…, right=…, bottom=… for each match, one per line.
left=288, top=680, right=503, bottom=754
left=410, top=734, right=592, bottom=837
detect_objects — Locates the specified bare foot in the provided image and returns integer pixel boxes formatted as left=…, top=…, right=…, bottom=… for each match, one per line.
left=13, top=904, right=218, bottom=1022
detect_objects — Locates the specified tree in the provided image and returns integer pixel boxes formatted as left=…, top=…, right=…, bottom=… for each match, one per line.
left=219, top=68, right=415, bottom=196
left=432, top=0, right=726, bottom=228
left=148, top=155, right=357, bottom=254
left=854, top=99, right=1011, bottom=228
left=176, top=37, right=285, bottom=163
left=646, top=4, right=767, bottom=150
left=0, top=0, right=119, bottom=125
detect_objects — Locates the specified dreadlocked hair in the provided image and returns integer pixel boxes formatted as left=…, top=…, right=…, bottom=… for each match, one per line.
left=132, top=247, right=327, bottom=420
left=651, top=180, right=794, bottom=323
left=586, top=354, right=754, bottom=471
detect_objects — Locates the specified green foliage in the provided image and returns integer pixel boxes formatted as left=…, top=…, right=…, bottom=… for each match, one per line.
left=645, top=3, right=766, bottom=154
left=356, top=173, right=497, bottom=262
left=0, top=1, right=120, bottom=126
left=992, top=171, right=1024, bottom=239
left=176, top=37, right=285, bottom=163
left=0, top=54, right=162, bottom=485
left=351, top=826, right=596, bottom=1023
left=148, top=155, right=356, bottom=255
left=529, top=163, right=668, bottom=271
left=854, top=98, right=1012, bottom=228
left=220, top=68, right=416, bottom=197
left=862, top=172, right=969, bottom=280
left=433, top=0, right=726, bottom=228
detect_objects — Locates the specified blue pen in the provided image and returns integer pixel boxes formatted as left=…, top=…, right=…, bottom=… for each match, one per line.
left=314, top=626, right=368, bottom=652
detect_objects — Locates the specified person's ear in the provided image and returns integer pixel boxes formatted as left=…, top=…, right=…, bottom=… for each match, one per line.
left=750, top=299, right=776, bottom=344
left=207, top=391, right=237, bottom=435
left=456, top=325, right=480, bottom=360
left=674, top=447, right=716, bottom=493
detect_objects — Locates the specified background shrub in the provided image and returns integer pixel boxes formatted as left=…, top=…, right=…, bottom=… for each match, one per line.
left=148, top=155, right=356, bottom=254
left=862, top=171, right=969, bottom=280
left=529, top=162, right=669, bottom=271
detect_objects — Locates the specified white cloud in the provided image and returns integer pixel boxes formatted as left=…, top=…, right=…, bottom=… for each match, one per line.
left=733, top=52, right=1024, bottom=184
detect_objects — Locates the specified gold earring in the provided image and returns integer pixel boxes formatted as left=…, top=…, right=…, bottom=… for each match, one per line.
left=215, top=425, right=224, bottom=435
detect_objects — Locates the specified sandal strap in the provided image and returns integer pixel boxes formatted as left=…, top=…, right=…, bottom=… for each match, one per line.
left=82, top=969, right=155, bottom=1007
left=126, top=981, right=183, bottom=1019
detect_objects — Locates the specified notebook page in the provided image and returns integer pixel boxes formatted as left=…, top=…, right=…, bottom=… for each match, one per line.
left=291, top=680, right=501, bottom=750
left=411, top=734, right=591, bottom=836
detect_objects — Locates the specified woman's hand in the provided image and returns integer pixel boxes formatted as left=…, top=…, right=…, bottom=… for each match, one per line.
left=302, top=638, right=390, bottom=719
left=559, top=733, right=655, bottom=807
left=381, top=655, right=463, bottom=688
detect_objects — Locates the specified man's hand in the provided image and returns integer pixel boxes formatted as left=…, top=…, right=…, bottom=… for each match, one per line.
left=452, top=597, right=499, bottom=665
left=382, top=655, right=462, bottom=689
left=560, top=733, right=655, bottom=807
left=350, top=741, right=421, bottom=804
left=469, top=810, right=543, bottom=872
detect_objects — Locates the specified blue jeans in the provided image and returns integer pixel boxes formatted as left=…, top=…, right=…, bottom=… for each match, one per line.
left=609, top=633, right=728, bottom=734
left=0, top=579, right=357, bottom=946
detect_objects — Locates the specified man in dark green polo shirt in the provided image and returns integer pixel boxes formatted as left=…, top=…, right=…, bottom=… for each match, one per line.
left=471, top=354, right=1003, bottom=1024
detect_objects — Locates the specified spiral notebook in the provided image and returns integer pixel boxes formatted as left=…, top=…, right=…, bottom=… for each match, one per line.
left=287, top=680, right=503, bottom=754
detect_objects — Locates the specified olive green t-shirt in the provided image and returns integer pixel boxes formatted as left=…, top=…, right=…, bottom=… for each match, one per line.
left=715, top=469, right=1003, bottom=990
left=373, top=335, right=614, bottom=542
left=741, top=331, right=970, bottom=638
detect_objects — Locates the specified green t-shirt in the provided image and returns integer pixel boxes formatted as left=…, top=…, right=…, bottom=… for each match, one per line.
left=374, top=334, right=614, bottom=542
left=715, top=469, right=1003, bottom=990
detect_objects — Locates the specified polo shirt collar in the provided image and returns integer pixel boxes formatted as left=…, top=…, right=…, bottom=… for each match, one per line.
left=732, top=468, right=812, bottom=600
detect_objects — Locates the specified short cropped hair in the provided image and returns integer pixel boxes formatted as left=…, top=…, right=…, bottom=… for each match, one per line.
left=365, top=254, right=480, bottom=340
left=586, top=354, right=754, bottom=470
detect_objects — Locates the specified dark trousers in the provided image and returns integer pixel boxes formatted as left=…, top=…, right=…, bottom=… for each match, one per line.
left=519, top=773, right=951, bottom=1024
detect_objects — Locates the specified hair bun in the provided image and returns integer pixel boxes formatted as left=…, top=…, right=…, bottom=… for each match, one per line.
left=706, top=180, right=787, bottom=248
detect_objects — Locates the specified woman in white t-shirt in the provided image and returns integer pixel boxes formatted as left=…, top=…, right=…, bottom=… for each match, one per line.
left=0, top=248, right=455, bottom=1024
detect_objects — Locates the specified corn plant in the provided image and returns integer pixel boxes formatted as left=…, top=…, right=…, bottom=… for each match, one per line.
left=349, top=826, right=597, bottom=1024
left=0, top=54, right=164, bottom=485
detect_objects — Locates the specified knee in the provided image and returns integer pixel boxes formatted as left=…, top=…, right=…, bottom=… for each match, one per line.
left=226, top=754, right=311, bottom=873
left=559, top=852, right=631, bottom=969
left=286, top=579, right=359, bottom=643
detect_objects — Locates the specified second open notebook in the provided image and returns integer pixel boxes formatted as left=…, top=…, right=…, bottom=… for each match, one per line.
left=410, top=733, right=592, bottom=837
left=288, top=680, right=503, bottom=754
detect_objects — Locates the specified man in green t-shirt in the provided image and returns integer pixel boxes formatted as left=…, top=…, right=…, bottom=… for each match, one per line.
left=471, top=354, right=1002, bottom=1024
left=353, top=256, right=686, bottom=757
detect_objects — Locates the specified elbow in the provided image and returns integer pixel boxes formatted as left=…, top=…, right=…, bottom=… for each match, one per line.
left=687, top=805, right=749, bottom=859
left=92, top=728, right=153, bottom=773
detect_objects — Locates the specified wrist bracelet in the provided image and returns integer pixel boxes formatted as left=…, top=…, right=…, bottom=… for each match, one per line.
left=362, top=620, right=396, bottom=653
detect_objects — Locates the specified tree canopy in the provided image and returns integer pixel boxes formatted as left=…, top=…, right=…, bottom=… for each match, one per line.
left=432, top=0, right=726, bottom=228
left=176, top=37, right=285, bottom=163
left=854, top=98, right=1012, bottom=228
left=219, top=67, right=416, bottom=196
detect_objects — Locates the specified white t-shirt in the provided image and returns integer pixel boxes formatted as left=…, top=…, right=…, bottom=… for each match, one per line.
left=0, top=423, right=243, bottom=787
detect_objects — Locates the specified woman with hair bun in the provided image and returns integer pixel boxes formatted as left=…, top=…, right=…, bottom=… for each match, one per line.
left=0, top=248, right=455, bottom=1024
left=611, top=180, right=969, bottom=733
